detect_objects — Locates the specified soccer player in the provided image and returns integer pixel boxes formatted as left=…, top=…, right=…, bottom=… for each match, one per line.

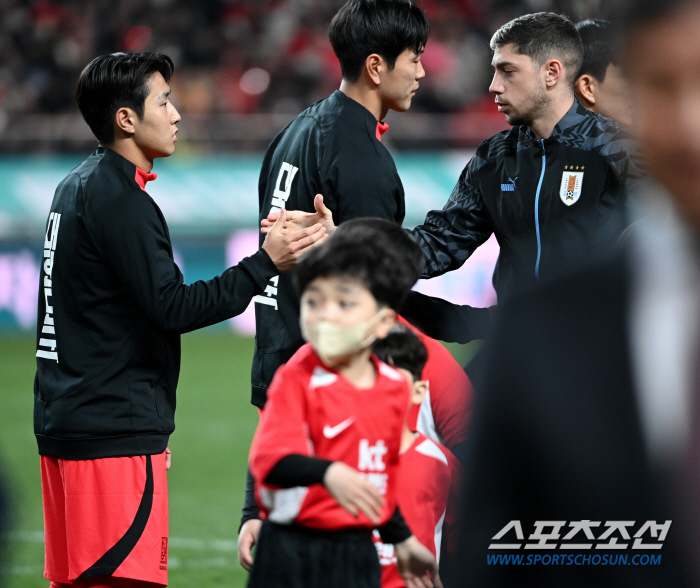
left=372, top=327, right=461, bottom=588
left=574, top=20, right=633, bottom=127
left=277, top=12, right=645, bottom=313
left=240, top=0, right=432, bottom=564
left=248, top=220, right=441, bottom=588
left=34, top=51, right=326, bottom=588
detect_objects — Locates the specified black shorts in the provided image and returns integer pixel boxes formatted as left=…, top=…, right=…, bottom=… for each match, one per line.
left=248, top=521, right=381, bottom=588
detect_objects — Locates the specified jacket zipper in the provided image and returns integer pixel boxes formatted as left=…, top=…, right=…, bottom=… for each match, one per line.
left=534, top=139, right=546, bottom=279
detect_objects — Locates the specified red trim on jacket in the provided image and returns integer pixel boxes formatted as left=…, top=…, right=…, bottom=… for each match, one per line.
left=376, top=121, right=390, bottom=142
left=135, top=168, right=158, bottom=191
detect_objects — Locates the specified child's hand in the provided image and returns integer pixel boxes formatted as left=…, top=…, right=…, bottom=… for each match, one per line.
left=395, top=535, right=442, bottom=588
left=238, top=518, right=262, bottom=571
left=323, top=462, right=384, bottom=524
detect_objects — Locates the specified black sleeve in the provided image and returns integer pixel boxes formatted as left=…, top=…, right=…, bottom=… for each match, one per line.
left=378, top=506, right=412, bottom=544
left=239, top=468, right=261, bottom=531
left=401, top=290, right=492, bottom=344
left=90, top=189, right=278, bottom=333
left=408, top=154, right=493, bottom=279
left=264, top=454, right=334, bottom=488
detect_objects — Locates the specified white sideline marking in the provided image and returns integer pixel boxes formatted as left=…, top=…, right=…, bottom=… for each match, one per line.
left=4, top=530, right=239, bottom=573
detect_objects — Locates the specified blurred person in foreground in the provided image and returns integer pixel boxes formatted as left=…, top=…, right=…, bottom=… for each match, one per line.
left=242, top=0, right=476, bottom=569
left=33, top=51, right=326, bottom=588
left=455, top=0, right=700, bottom=585
left=574, top=20, right=633, bottom=127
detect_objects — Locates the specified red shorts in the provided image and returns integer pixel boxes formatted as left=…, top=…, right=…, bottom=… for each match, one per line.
left=41, top=452, right=169, bottom=586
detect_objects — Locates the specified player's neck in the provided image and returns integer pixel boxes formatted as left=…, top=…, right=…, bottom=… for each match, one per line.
left=332, top=347, right=377, bottom=389
left=529, top=93, right=575, bottom=140
left=339, top=81, right=388, bottom=122
left=108, top=138, right=155, bottom=173
left=400, top=426, right=418, bottom=454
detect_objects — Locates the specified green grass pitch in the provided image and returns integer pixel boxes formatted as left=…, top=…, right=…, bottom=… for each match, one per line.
left=0, top=332, right=475, bottom=587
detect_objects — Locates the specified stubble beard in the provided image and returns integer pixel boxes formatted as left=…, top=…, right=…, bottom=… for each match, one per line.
left=506, top=81, right=549, bottom=128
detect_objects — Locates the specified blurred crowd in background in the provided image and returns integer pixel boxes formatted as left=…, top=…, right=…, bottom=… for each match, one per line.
left=0, top=0, right=614, bottom=151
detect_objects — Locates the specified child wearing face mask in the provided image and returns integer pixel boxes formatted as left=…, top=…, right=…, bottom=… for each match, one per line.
left=371, top=327, right=462, bottom=588
left=247, top=219, right=442, bottom=588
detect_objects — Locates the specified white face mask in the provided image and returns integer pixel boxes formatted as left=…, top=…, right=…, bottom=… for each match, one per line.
left=301, top=309, right=389, bottom=364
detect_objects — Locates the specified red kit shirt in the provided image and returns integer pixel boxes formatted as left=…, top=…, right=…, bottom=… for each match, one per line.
left=398, top=317, right=473, bottom=449
left=373, top=433, right=461, bottom=588
left=250, top=344, right=410, bottom=531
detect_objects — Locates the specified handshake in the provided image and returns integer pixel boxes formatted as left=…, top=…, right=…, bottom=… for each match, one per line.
left=261, top=195, right=336, bottom=272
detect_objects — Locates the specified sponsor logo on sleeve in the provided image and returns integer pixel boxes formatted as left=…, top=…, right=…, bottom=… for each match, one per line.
left=36, top=212, right=61, bottom=362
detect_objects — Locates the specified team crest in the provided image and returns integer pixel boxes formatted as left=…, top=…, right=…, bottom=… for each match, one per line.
left=560, top=170, right=584, bottom=206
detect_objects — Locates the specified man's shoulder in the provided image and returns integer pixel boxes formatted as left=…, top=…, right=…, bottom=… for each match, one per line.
left=67, top=148, right=139, bottom=200
left=557, top=102, right=638, bottom=156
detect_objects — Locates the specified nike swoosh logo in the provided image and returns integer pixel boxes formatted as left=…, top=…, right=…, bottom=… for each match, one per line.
left=323, top=417, right=355, bottom=439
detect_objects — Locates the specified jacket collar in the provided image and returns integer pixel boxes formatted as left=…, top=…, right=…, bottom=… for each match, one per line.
left=525, top=96, right=589, bottom=144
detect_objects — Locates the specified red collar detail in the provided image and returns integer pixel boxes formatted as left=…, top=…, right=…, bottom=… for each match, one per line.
left=135, top=167, right=158, bottom=191
left=376, top=121, right=390, bottom=142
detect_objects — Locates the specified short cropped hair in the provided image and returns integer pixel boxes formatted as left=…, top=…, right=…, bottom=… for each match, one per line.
left=293, top=218, right=424, bottom=310
left=329, top=0, right=430, bottom=83
left=576, top=20, right=616, bottom=81
left=76, top=52, right=174, bottom=145
left=490, top=12, right=583, bottom=86
left=373, top=325, right=427, bottom=382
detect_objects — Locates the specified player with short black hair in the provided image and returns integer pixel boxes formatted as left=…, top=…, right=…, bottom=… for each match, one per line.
left=249, top=220, right=440, bottom=588
left=76, top=52, right=175, bottom=146
left=329, top=0, right=430, bottom=83
left=574, top=20, right=632, bottom=127
left=35, top=51, right=325, bottom=588
left=240, top=0, right=431, bottom=566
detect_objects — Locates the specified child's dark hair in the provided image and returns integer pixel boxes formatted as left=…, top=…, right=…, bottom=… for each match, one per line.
left=329, top=0, right=430, bottom=83
left=76, top=52, right=174, bottom=145
left=293, top=218, right=424, bottom=310
left=373, top=325, right=427, bottom=381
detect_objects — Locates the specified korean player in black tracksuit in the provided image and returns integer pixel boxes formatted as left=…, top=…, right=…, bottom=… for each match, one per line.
left=252, top=89, right=405, bottom=409
left=240, top=90, right=405, bottom=527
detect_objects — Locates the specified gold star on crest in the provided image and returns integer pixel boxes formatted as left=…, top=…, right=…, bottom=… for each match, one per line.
left=564, top=165, right=568, bottom=170
left=582, top=166, right=585, bottom=170
left=576, top=165, right=580, bottom=170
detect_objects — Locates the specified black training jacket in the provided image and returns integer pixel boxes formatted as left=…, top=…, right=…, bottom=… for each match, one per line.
left=34, top=147, right=278, bottom=460
left=409, top=99, right=645, bottom=300
left=252, top=90, right=405, bottom=408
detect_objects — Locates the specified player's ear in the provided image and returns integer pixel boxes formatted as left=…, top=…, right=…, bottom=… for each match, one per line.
left=575, top=74, right=597, bottom=108
left=411, top=380, right=428, bottom=406
left=114, top=107, right=138, bottom=139
left=365, top=53, right=384, bottom=86
left=543, top=58, right=565, bottom=89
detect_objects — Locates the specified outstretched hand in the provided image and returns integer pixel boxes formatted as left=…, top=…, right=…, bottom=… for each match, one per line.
left=323, top=462, right=384, bottom=525
left=395, top=535, right=442, bottom=588
left=261, top=208, right=328, bottom=272
left=261, top=194, right=336, bottom=236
